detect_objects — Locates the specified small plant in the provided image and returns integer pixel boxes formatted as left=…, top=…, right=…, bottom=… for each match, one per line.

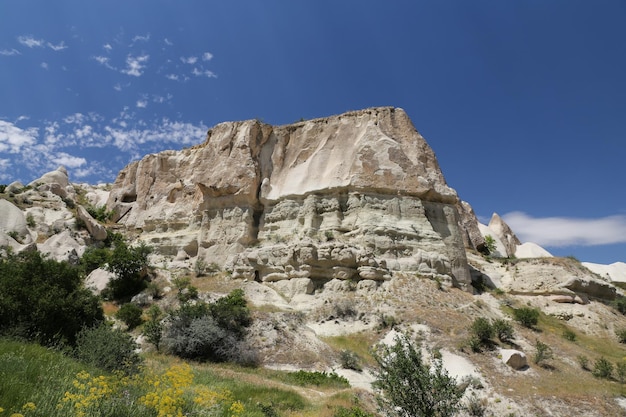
left=74, top=323, right=142, bottom=374
left=470, top=317, right=494, bottom=344
left=533, top=340, right=553, bottom=367
left=286, top=370, right=350, bottom=388
left=492, top=319, right=515, bottom=343
left=616, top=361, right=626, bottom=384
left=85, top=204, right=113, bottom=223
left=0, top=184, right=6, bottom=193
left=592, top=357, right=614, bottom=379
left=340, top=349, right=363, bottom=372
left=562, top=328, right=577, bottom=342
left=115, top=302, right=144, bottom=329
left=333, top=406, right=375, bottom=417
left=577, top=355, right=590, bottom=370
left=6, top=230, right=20, bottom=241
left=25, top=213, right=35, bottom=228
left=143, top=306, right=164, bottom=351
left=616, top=328, right=626, bottom=344
left=512, top=307, right=540, bottom=328
left=378, top=314, right=397, bottom=329
left=324, top=230, right=335, bottom=241
left=468, top=336, right=483, bottom=353
left=484, top=235, right=497, bottom=254
left=465, top=392, right=488, bottom=417
left=613, top=297, right=626, bottom=315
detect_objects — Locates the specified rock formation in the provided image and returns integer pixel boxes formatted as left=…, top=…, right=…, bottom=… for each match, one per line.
left=107, top=107, right=473, bottom=290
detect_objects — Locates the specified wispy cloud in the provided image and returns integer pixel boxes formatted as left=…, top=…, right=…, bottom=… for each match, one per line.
left=17, top=35, right=44, bottom=48
left=0, top=48, right=21, bottom=56
left=181, top=56, right=198, bottom=65
left=164, top=38, right=173, bottom=46
left=131, top=33, right=151, bottom=44
left=103, top=43, right=113, bottom=51
left=166, top=74, right=180, bottom=81
left=202, top=52, right=213, bottom=61
left=192, top=67, right=217, bottom=78
left=40, top=62, right=49, bottom=70
left=47, top=41, right=67, bottom=51
left=136, top=99, right=148, bottom=108
left=503, top=211, right=626, bottom=247
left=122, top=54, right=149, bottom=76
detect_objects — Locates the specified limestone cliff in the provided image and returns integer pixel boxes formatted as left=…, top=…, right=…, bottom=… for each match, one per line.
left=107, top=107, right=473, bottom=290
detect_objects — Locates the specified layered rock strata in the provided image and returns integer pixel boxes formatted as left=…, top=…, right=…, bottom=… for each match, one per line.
left=107, top=107, right=473, bottom=290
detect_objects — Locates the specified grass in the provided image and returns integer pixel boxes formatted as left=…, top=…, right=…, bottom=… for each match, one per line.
left=322, top=333, right=378, bottom=368
left=0, top=339, right=376, bottom=417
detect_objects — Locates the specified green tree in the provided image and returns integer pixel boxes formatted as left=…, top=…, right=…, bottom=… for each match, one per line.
left=372, top=334, right=464, bottom=417
left=74, top=323, right=142, bottom=374
left=0, top=250, right=103, bottom=346
left=116, top=303, right=144, bottom=330
left=105, top=240, right=152, bottom=299
left=483, top=235, right=497, bottom=254
left=512, top=307, right=540, bottom=328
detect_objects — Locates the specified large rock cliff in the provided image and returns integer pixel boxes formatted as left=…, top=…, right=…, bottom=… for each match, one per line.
left=107, top=107, right=473, bottom=290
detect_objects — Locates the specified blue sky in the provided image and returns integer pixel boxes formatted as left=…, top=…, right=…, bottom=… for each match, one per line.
left=1, top=1, right=625, bottom=264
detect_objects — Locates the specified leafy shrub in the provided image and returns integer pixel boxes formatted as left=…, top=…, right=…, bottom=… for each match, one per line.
left=143, top=306, right=163, bottom=351
left=163, top=290, right=253, bottom=364
left=340, top=349, right=363, bottom=372
left=483, top=235, right=497, bottom=254
left=286, top=370, right=349, bottom=387
left=74, top=323, right=142, bottom=374
left=577, top=355, right=590, bottom=371
left=616, top=328, right=626, bottom=344
left=115, top=303, right=144, bottom=329
left=0, top=250, right=103, bottom=346
left=465, top=392, right=488, bottom=417
left=372, top=334, right=464, bottom=417
left=562, top=328, right=577, bottom=342
left=334, top=406, right=375, bottom=417
left=80, top=246, right=111, bottom=275
left=512, top=307, right=540, bottom=328
left=617, top=361, right=626, bottom=384
left=85, top=204, right=113, bottom=223
left=25, top=213, right=35, bottom=228
left=492, top=319, right=514, bottom=343
left=470, top=317, right=494, bottom=343
left=105, top=240, right=152, bottom=300
left=613, top=297, right=626, bottom=315
left=592, top=357, right=613, bottom=379
left=533, top=340, right=553, bottom=366
left=468, top=336, right=483, bottom=353
left=0, top=184, right=6, bottom=193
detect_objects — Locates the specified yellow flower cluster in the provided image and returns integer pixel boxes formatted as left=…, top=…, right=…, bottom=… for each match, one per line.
left=56, top=364, right=244, bottom=417
left=0, top=402, right=36, bottom=417
left=60, top=370, right=118, bottom=417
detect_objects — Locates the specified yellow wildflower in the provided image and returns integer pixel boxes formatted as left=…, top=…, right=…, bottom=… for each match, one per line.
left=10, top=414, right=25, bottom=417
left=21, top=403, right=36, bottom=412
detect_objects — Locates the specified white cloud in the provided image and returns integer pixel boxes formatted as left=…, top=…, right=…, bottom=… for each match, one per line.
left=0, top=48, right=20, bottom=56
left=40, top=62, right=48, bottom=70
left=503, top=211, right=626, bottom=247
left=164, top=38, right=173, bottom=46
left=122, top=54, right=149, bottom=76
left=192, top=67, right=217, bottom=78
left=52, top=152, right=86, bottom=168
left=113, top=83, right=122, bottom=91
left=47, top=41, right=67, bottom=51
left=181, top=56, right=198, bottom=65
left=202, top=52, right=213, bottom=61
left=131, top=33, right=151, bottom=44
left=166, top=74, right=179, bottom=81
left=17, top=35, right=44, bottom=48
left=103, top=43, right=113, bottom=51
left=0, top=120, right=38, bottom=153
left=136, top=100, right=148, bottom=108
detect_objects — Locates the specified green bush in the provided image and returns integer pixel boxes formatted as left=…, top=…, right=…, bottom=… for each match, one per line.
left=334, top=406, right=375, bottom=417
left=340, top=349, right=363, bottom=372
left=86, top=204, right=113, bottom=223
left=512, top=307, right=540, bottom=328
left=0, top=184, right=6, bottom=193
left=163, top=290, right=254, bottom=364
left=577, top=355, right=590, bottom=371
left=74, top=323, right=142, bottom=374
left=80, top=246, right=111, bottom=275
left=492, top=319, right=515, bottom=343
left=562, top=328, right=577, bottom=342
left=592, top=357, right=613, bottom=379
left=286, top=370, right=350, bottom=388
left=470, top=317, right=494, bottom=343
left=616, top=328, right=626, bottom=344
left=533, top=340, right=553, bottom=366
left=372, top=334, right=464, bottom=417
left=0, top=250, right=103, bottom=346
left=105, top=240, right=152, bottom=300
left=484, top=235, right=497, bottom=254
left=116, top=303, right=144, bottom=329
left=613, top=297, right=626, bottom=315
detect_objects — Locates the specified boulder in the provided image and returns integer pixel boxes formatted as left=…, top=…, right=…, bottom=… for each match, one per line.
left=76, top=205, right=108, bottom=241
left=85, top=268, right=116, bottom=295
left=29, top=166, right=75, bottom=200
left=0, top=199, right=32, bottom=244
left=501, top=349, right=528, bottom=370
left=560, top=277, right=617, bottom=301
left=38, top=230, right=82, bottom=263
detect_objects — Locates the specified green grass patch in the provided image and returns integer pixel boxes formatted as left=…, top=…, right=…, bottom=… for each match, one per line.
left=322, top=333, right=377, bottom=367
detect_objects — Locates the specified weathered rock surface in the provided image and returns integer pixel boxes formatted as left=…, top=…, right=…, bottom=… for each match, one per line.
left=501, top=349, right=528, bottom=370
left=107, top=107, right=472, bottom=289
left=76, top=205, right=108, bottom=241
left=488, top=213, right=521, bottom=258
left=0, top=199, right=33, bottom=244
left=28, top=166, right=75, bottom=200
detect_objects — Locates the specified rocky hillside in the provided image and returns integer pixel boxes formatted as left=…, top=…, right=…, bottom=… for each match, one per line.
left=2, top=107, right=626, bottom=416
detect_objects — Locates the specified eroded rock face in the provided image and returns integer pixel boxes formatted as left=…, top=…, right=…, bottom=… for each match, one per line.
left=107, top=107, right=472, bottom=290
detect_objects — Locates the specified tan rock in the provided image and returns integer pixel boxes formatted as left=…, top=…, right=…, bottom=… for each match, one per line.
left=76, top=206, right=108, bottom=241
left=501, top=349, right=528, bottom=370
